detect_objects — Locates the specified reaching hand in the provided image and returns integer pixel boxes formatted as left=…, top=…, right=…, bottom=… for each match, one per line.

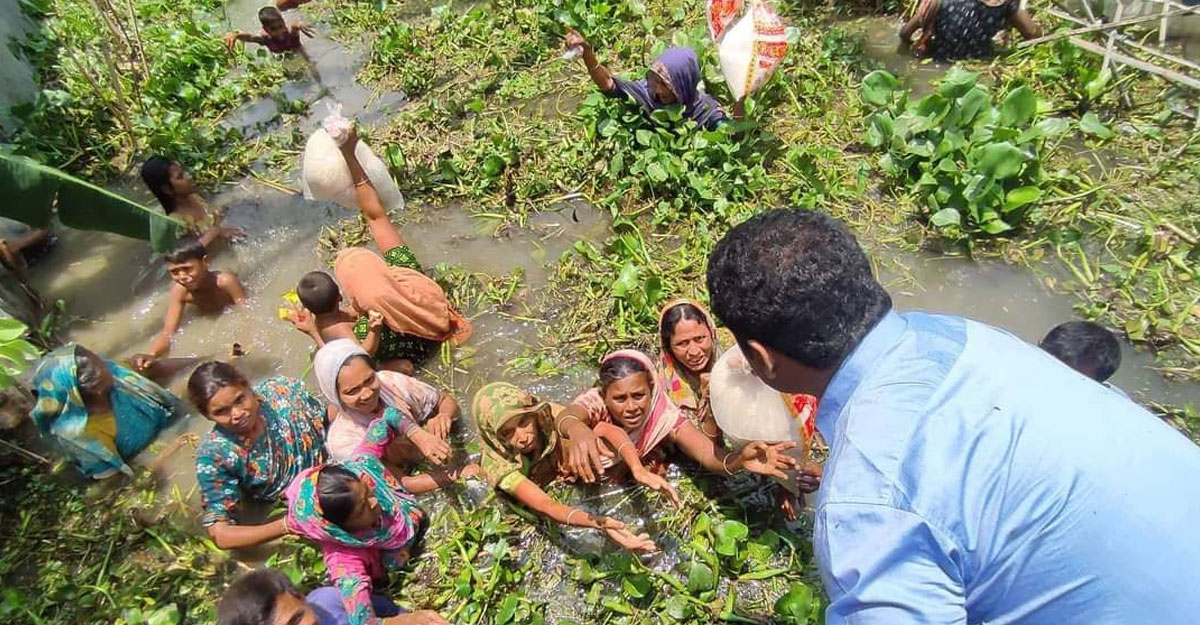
left=339, top=124, right=360, bottom=155
left=564, top=28, right=589, bottom=52
left=796, top=461, right=823, bottom=494
left=297, top=23, right=315, bottom=38
left=600, top=518, right=657, bottom=553
left=130, top=354, right=156, bottom=375
left=224, top=32, right=242, bottom=53
left=220, top=225, right=246, bottom=242
left=367, top=309, right=385, bottom=331
left=774, top=486, right=800, bottom=522
left=635, top=471, right=681, bottom=508
left=407, top=426, right=451, bottom=466
left=563, top=425, right=608, bottom=483
left=456, top=462, right=481, bottom=480
left=426, top=413, right=452, bottom=441
left=287, top=304, right=317, bottom=336
left=739, top=441, right=799, bottom=480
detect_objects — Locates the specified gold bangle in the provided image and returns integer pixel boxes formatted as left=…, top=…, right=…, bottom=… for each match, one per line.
left=353, top=178, right=370, bottom=187
left=615, top=441, right=632, bottom=456
left=565, top=509, right=582, bottom=526
left=722, top=452, right=736, bottom=476
left=556, top=414, right=582, bottom=436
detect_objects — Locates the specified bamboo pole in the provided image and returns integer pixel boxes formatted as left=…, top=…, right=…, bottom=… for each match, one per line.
left=1018, top=5, right=1200, bottom=47
left=1069, top=36, right=1200, bottom=90
left=1159, top=0, right=1171, bottom=46
left=1047, top=6, right=1200, bottom=73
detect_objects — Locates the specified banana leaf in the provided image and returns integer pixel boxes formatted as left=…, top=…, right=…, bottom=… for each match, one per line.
left=0, top=151, right=183, bottom=252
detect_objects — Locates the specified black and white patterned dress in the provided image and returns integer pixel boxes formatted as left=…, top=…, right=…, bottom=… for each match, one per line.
left=931, top=0, right=1017, bottom=60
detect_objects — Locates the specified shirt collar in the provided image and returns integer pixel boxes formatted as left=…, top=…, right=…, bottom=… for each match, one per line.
left=817, top=310, right=907, bottom=437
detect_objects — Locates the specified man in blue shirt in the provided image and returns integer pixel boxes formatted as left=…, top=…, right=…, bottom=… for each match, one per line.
left=706, top=209, right=1200, bottom=624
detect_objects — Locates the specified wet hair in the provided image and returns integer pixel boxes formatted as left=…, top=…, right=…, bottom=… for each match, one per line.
left=258, top=6, right=284, bottom=25
left=598, top=355, right=650, bottom=393
left=1040, top=321, right=1121, bottom=382
left=316, top=465, right=360, bottom=528
left=73, top=345, right=110, bottom=402
left=217, top=568, right=301, bottom=625
left=164, top=236, right=207, bottom=264
left=141, top=156, right=177, bottom=214
left=660, top=302, right=709, bottom=348
left=706, top=209, right=892, bottom=369
left=187, top=361, right=250, bottom=415
left=297, top=271, right=341, bottom=314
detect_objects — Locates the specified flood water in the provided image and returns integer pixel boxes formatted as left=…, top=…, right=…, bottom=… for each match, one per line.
left=10, top=0, right=1200, bottom=619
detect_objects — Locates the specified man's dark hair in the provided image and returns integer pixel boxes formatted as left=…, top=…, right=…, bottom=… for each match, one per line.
left=164, top=236, right=207, bottom=264
left=217, top=568, right=301, bottom=625
left=706, top=209, right=892, bottom=369
left=1039, top=320, right=1121, bottom=382
left=297, top=271, right=340, bottom=314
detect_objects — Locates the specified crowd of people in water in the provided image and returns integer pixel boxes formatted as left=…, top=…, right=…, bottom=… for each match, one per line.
left=16, top=3, right=1200, bottom=625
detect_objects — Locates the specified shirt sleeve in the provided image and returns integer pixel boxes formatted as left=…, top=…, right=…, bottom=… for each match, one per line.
left=816, top=502, right=968, bottom=625
left=330, top=553, right=381, bottom=625
left=402, top=377, right=441, bottom=423
left=353, top=407, right=414, bottom=459
left=195, top=442, right=243, bottom=526
left=604, top=76, right=652, bottom=104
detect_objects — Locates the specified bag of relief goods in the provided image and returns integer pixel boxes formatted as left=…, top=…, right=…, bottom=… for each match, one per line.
left=301, top=105, right=405, bottom=212
left=710, top=344, right=816, bottom=492
left=707, top=0, right=744, bottom=42
left=716, top=0, right=789, bottom=101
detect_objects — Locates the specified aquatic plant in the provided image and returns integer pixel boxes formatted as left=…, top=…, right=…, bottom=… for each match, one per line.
left=0, top=319, right=41, bottom=391
left=860, top=68, right=1103, bottom=241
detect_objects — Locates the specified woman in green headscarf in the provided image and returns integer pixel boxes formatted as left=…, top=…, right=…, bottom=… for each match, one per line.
left=473, top=382, right=667, bottom=553
left=30, top=344, right=184, bottom=479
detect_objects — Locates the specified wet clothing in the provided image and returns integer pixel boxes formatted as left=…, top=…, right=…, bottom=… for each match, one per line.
left=30, top=345, right=181, bottom=479
left=570, top=349, right=686, bottom=467
left=313, top=339, right=441, bottom=460
left=339, top=245, right=470, bottom=365
left=923, top=0, right=1017, bottom=60
left=815, top=311, right=1200, bottom=624
left=473, top=382, right=570, bottom=493
left=603, top=47, right=727, bottom=130
left=263, top=28, right=303, bottom=53
left=195, top=376, right=328, bottom=526
left=286, top=408, right=424, bottom=625
left=307, top=587, right=401, bottom=625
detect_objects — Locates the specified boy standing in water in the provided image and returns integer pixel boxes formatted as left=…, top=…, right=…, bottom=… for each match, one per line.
left=290, top=271, right=386, bottom=355
left=141, top=238, right=247, bottom=363
left=225, top=7, right=314, bottom=55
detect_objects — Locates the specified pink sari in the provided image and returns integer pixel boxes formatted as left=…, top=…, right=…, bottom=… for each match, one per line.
left=571, top=349, right=686, bottom=464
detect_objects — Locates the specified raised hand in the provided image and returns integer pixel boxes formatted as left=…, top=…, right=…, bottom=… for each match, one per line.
left=739, top=440, right=799, bottom=480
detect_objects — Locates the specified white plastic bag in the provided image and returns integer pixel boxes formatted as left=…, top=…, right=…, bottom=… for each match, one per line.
left=716, top=0, right=789, bottom=101
left=302, top=105, right=405, bottom=212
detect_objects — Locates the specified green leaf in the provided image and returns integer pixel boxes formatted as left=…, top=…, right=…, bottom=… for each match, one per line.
left=774, top=582, right=814, bottom=624
left=957, top=87, right=991, bottom=127
left=981, top=218, right=1013, bottom=234
left=686, top=562, right=716, bottom=594
left=999, top=86, right=1036, bottom=127
left=664, top=595, right=691, bottom=621
left=1079, top=112, right=1114, bottom=139
left=860, top=70, right=900, bottom=108
left=0, top=319, right=28, bottom=343
left=1085, top=67, right=1112, bottom=100
left=496, top=594, right=518, bottom=625
left=611, top=262, right=639, bottom=297
left=146, top=605, right=180, bottom=625
left=621, top=574, right=652, bottom=599
left=937, top=67, right=979, bottom=98
left=1034, top=116, right=1072, bottom=138
left=913, top=93, right=949, bottom=120
left=601, top=598, right=634, bottom=615
left=0, top=152, right=183, bottom=252
left=481, top=154, right=505, bottom=179
left=1004, top=186, right=1042, bottom=211
left=646, top=162, right=668, bottom=183
left=713, top=520, right=748, bottom=557
left=930, top=207, right=961, bottom=227
left=636, top=129, right=655, bottom=147
left=974, top=142, right=1025, bottom=180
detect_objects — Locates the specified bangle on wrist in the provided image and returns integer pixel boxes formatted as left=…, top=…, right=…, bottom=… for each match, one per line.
left=722, top=451, right=737, bottom=475
left=557, top=414, right=582, bottom=436
left=353, top=178, right=370, bottom=187
left=565, top=509, right=582, bottom=527
left=615, top=441, right=632, bottom=456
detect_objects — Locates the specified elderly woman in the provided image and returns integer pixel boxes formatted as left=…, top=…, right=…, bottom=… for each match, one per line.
left=565, top=28, right=739, bottom=129
left=474, top=382, right=664, bottom=553
left=555, top=349, right=798, bottom=485
left=657, top=300, right=727, bottom=445
left=30, top=344, right=183, bottom=479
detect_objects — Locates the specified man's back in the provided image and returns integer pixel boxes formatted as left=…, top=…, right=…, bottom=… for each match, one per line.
left=815, top=311, right=1200, bottom=625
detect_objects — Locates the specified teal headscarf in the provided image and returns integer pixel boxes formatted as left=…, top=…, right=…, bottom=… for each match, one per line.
left=30, top=345, right=181, bottom=478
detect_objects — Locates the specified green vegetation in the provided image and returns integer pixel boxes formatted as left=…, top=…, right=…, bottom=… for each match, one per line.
left=0, top=319, right=41, bottom=389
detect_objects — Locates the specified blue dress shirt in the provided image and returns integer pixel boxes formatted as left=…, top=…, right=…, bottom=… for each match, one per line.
left=814, top=311, right=1200, bottom=624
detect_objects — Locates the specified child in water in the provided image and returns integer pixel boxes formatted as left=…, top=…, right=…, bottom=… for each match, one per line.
left=291, top=271, right=396, bottom=371
left=138, top=237, right=247, bottom=366
left=1040, top=320, right=1126, bottom=396
left=225, top=7, right=314, bottom=54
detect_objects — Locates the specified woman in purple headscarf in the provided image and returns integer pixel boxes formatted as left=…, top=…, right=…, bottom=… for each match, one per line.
left=564, top=28, right=737, bottom=129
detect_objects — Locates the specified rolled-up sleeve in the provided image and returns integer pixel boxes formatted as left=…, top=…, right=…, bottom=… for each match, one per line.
left=816, top=502, right=967, bottom=625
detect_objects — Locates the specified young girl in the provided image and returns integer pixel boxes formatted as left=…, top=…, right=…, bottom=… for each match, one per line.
left=225, top=6, right=314, bottom=55
left=286, top=400, right=452, bottom=625
left=474, top=382, right=673, bottom=553
left=140, top=156, right=241, bottom=247
left=556, top=350, right=798, bottom=484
